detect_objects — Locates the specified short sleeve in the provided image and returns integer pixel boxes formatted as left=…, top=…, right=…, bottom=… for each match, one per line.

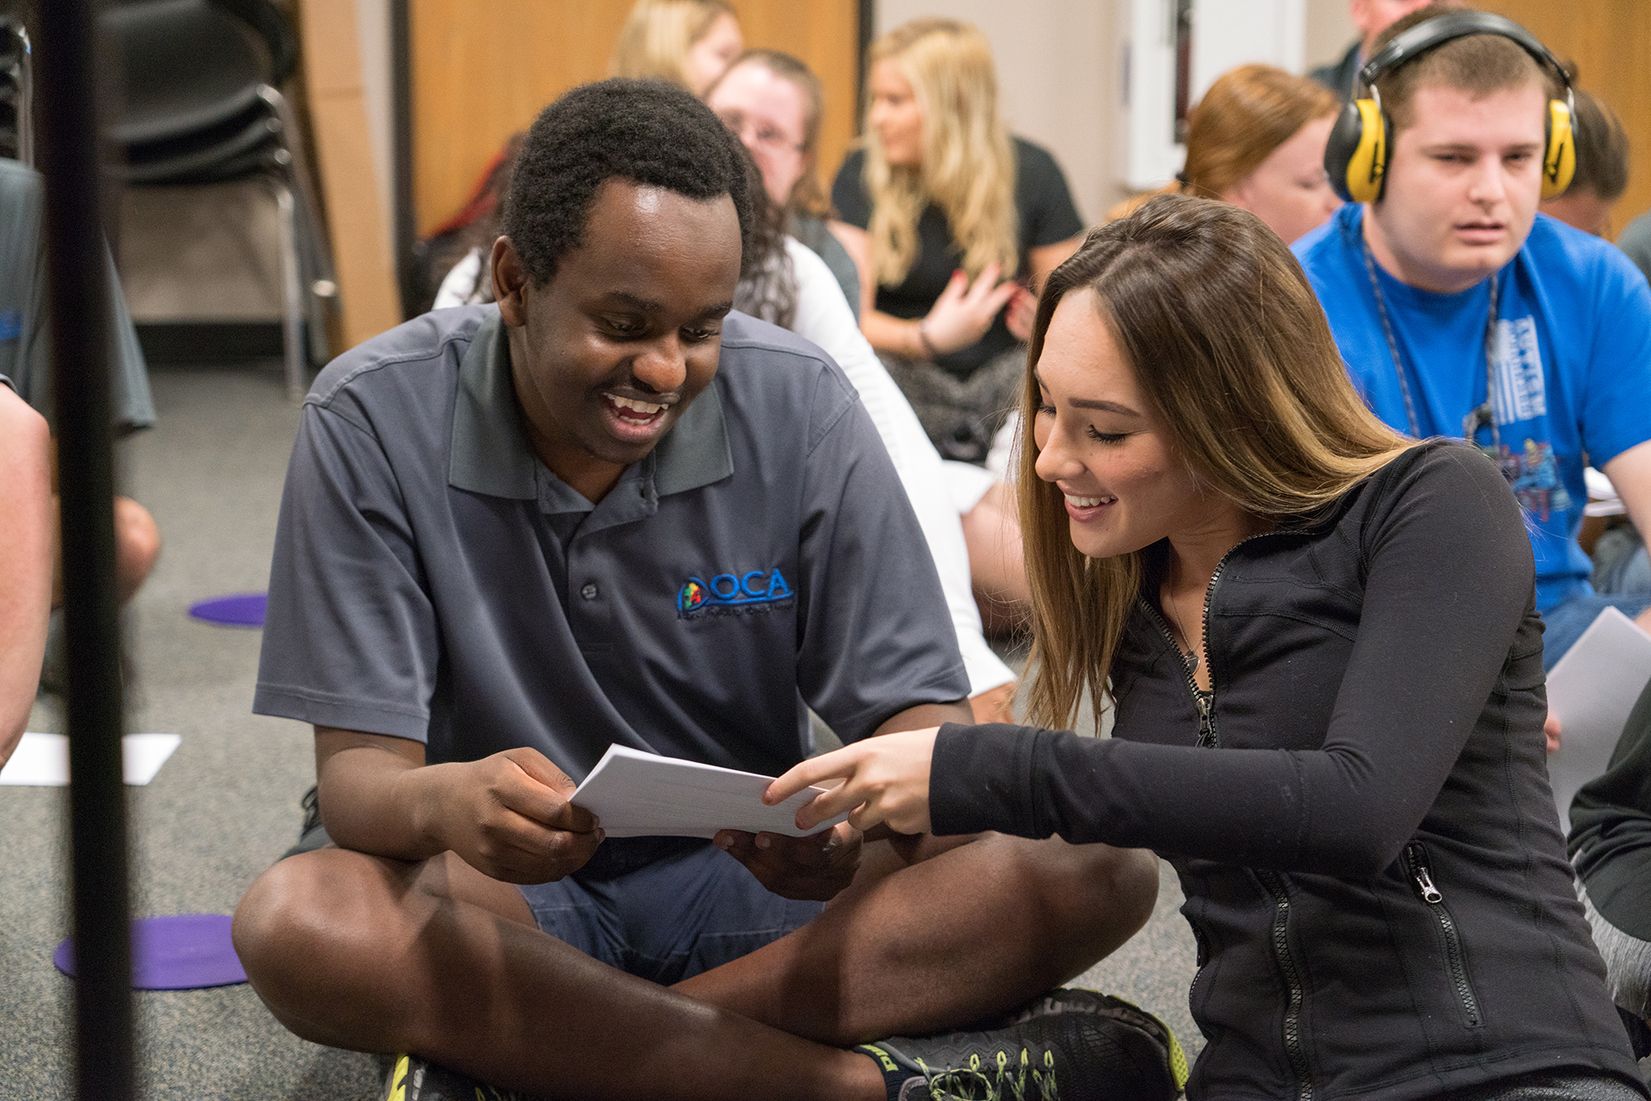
left=793, top=373, right=969, bottom=741
left=253, top=402, right=439, bottom=740
left=0, top=161, right=152, bottom=433
left=1581, top=245, right=1651, bottom=467
left=1015, top=139, right=1084, bottom=249
left=830, top=148, right=872, bottom=230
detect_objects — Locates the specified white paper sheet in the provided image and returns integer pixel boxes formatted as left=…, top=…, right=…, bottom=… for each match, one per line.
left=0, top=732, right=181, bottom=787
left=1545, top=607, right=1651, bottom=831
left=570, top=745, right=850, bottom=839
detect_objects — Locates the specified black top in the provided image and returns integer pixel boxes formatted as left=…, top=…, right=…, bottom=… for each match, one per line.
left=831, top=136, right=1082, bottom=376
left=932, top=441, right=1644, bottom=1100
left=1571, top=677, right=1651, bottom=942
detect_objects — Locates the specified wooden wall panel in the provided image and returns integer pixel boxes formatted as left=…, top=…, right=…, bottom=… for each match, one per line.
left=1477, top=1, right=1651, bottom=235
left=299, top=0, right=403, bottom=349
left=409, top=0, right=861, bottom=236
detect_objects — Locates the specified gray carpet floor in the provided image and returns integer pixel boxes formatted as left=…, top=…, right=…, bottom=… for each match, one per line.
left=0, top=360, right=1200, bottom=1100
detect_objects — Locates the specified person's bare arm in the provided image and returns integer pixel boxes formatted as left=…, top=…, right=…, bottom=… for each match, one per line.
left=1600, top=440, right=1651, bottom=636
left=314, top=726, right=600, bottom=884
left=833, top=221, right=1017, bottom=359
left=0, top=390, right=52, bottom=767
left=871, top=699, right=973, bottom=737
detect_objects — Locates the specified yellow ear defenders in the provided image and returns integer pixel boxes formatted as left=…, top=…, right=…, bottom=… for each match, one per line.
left=1324, top=10, right=1576, bottom=204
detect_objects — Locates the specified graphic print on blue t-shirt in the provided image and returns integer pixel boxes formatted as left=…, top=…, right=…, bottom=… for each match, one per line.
left=1479, top=319, right=1572, bottom=523
left=1496, top=439, right=1571, bottom=523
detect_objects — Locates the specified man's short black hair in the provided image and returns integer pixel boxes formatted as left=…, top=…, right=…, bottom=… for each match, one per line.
left=501, top=78, right=753, bottom=285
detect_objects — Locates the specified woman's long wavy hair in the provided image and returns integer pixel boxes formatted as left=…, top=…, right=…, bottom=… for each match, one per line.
left=1018, top=194, right=1411, bottom=729
left=863, top=18, right=1017, bottom=288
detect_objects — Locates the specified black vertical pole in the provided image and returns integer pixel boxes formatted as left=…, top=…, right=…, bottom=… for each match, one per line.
left=35, top=0, right=137, bottom=1098
left=390, top=0, right=414, bottom=319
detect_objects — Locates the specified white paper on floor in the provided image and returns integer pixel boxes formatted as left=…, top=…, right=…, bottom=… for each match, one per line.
left=0, top=732, right=181, bottom=786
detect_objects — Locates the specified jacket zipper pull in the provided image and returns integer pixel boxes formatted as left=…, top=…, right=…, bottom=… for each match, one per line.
left=1412, top=863, right=1442, bottom=904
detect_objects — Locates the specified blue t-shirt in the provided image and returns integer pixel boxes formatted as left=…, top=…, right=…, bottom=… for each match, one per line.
left=1296, top=205, right=1651, bottom=611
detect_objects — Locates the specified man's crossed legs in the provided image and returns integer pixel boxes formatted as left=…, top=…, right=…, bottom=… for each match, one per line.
left=233, top=828, right=1164, bottom=1100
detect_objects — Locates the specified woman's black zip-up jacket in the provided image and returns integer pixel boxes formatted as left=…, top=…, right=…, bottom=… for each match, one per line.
left=932, top=442, right=1647, bottom=1100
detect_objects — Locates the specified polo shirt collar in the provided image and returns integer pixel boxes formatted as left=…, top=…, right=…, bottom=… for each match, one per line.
left=448, top=309, right=733, bottom=502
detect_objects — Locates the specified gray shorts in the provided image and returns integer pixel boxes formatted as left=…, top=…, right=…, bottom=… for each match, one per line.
left=515, top=836, right=824, bottom=984
left=287, top=810, right=823, bottom=985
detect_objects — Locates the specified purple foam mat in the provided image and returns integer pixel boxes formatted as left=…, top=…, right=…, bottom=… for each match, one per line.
left=187, top=592, right=267, bottom=627
left=54, top=913, right=247, bottom=990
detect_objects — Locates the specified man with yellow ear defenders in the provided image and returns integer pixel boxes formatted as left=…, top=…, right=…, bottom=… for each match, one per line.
left=1323, top=9, right=1575, bottom=204
left=1296, top=3, right=1651, bottom=672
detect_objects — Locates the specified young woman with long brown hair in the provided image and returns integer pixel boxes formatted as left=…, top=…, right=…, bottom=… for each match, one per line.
left=771, top=194, right=1649, bottom=1101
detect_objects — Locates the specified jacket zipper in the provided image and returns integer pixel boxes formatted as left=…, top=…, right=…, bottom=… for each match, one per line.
left=1145, top=602, right=1216, bottom=746
left=1149, top=533, right=1314, bottom=1098
left=1403, top=842, right=1482, bottom=1027
left=1255, top=869, right=1314, bottom=1101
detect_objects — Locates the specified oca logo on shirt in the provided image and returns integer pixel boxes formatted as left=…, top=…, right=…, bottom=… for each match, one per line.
left=677, top=567, right=794, bottom=619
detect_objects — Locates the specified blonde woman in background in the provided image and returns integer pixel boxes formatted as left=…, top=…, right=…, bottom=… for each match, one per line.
left=1110, top=64, right=1341, bottom=246
left=610, top=0, right=742, bottom=97
left=833, top=18, right=1085, bottom=635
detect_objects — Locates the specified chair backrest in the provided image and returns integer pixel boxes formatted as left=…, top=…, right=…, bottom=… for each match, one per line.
left=208, top=0, right=296, bottom=86
left=100, top=0, right=295, bottom=149
left=0, top=17, right=30, bottom=165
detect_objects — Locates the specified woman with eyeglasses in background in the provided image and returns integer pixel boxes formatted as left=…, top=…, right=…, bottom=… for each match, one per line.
left=705, top=49, right=861, bottom=316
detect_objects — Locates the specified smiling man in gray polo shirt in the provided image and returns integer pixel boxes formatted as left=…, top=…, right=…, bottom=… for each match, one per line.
left=232, top=81, right=1170, bottom=1101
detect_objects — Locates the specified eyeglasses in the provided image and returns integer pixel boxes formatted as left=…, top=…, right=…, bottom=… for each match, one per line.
left=715, top=109, right=803, bottom=154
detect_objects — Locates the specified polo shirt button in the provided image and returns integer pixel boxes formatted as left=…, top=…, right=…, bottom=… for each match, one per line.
left=580, top=582, right=599, bottom=601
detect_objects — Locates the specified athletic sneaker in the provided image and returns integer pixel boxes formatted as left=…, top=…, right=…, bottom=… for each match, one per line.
left=1002, top=988, right=1189, bottom=1090
left=380, top=1053, right=524, bottom=1101
left=859, top=994, right=1187, bottom=1101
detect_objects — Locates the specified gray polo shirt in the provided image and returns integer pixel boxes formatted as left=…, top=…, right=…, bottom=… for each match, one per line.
left=254, top=306, right=968, bottom=779
left=0, top=159, right=155, bottom=433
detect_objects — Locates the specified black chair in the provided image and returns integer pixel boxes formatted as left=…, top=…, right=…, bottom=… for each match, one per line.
left=0, top=16, right=31, bottom=164
left=101, top=0, right=335, bottom=398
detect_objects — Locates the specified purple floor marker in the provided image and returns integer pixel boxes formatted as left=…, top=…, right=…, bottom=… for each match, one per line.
left=54, top=913, right=247, bottom=990
left=187, top=592, right=267, bottom=628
